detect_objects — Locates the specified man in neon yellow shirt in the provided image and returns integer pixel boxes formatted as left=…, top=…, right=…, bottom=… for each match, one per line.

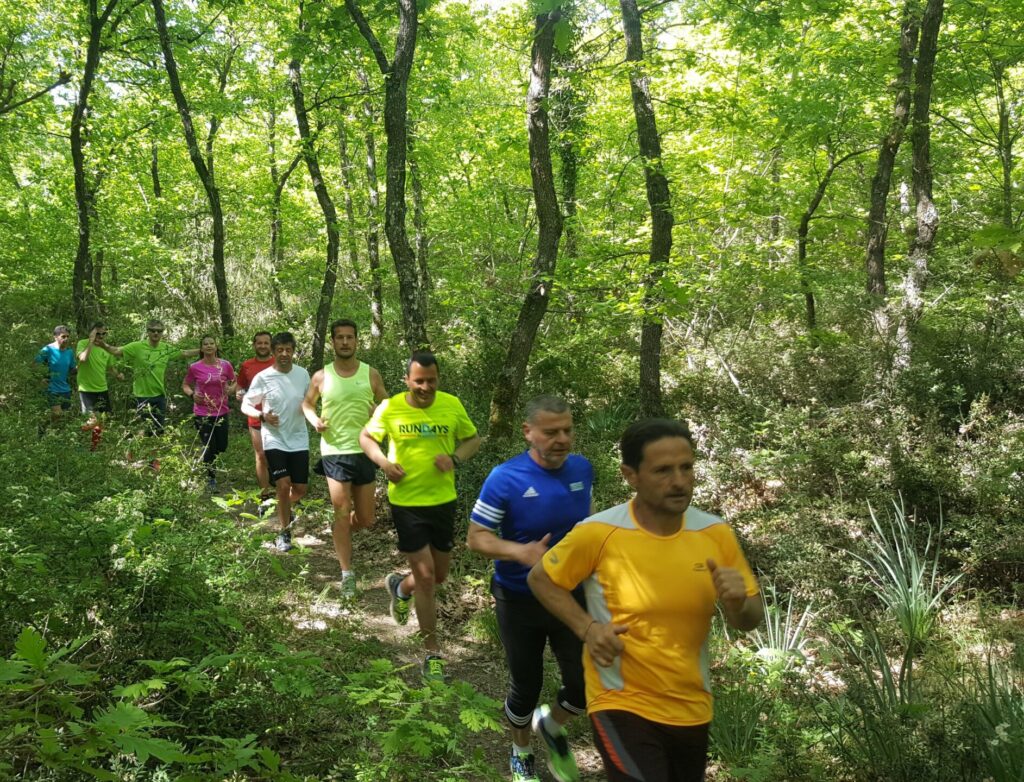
left=529, top=419, right=763, bottom=782
left=360, top=350, right=480, bottom=681
left=76, top=323, right=125, bottom=449
left=302, top=319, right=388, bottom=599
left=105, top=319, right=198, bottom=436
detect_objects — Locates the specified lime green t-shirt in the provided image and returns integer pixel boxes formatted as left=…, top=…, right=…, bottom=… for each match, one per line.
left=122, top=340, right=183, bottom=398
left=321, top=362, right=375, bottom=456
left=364, top=391, right=477, bottom=506
left=75, top=339, right=116, bottom=393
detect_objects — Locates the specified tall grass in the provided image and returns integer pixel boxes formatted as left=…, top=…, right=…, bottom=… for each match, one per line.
left=974, top=658, right=1024, bottom=782
left=857, top=497, right=962, bottom=647
left=749, top=581, right=814, bottom=672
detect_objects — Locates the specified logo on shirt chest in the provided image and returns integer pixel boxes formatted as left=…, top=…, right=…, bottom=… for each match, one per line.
left=569, top=482, right=584, bottom=492
left=398, top=423, right=450, bottom=437
left=522, top=486, right=539, bottom=498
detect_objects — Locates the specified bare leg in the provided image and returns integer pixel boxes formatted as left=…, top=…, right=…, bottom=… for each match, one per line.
left=402, top=546, right=452, bottom=654
left=275, top=477, right=292, bottom=532
left=249, top=427, right=270, bottom=495
left=326, top=477, right=354, bottom=571
left=351, top=481, right=376, bottom=530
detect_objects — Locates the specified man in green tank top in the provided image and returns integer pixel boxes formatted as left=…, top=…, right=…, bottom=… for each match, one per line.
left=303, top=319, right=388, bottom=598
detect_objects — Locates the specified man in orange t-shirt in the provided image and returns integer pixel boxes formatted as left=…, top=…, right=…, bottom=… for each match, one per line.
left=529, top=418, right=763, bottom=782
left=236, top=331, right=275, bottom=502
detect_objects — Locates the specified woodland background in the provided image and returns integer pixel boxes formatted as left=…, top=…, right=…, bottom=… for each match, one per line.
left=1, top=0, right=1023, bottom=778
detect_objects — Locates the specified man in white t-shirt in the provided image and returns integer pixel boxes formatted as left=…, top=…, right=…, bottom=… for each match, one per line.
left=241, top=332, right=311, bottom=552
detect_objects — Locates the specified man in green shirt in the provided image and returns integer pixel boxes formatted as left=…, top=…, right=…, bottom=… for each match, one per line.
left=76, top=323, right=125, bottom=449
left=303, top=319, right=388, bottom=599
left=360, top=350, right=480, bottom=681
left=105, top=319, right=199, bottom=435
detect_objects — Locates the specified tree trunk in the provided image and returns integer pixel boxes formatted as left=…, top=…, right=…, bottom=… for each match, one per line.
left=358, top=70, right=384, bottom=343
left=993, top=62, right=1014, bottom=228
left=268, top=108, right=300, bottom=315
left=797, top=147, right=872, bottom=331
left=152, top=0, right=235, bottom=336
left=552, top=62, right=582, bottom=260
left=488, top=10, right=564, bottom=437
left=895, top=0, right=944, bottom=369
left=409, top=126, right=430, bottom=322
left=345, top=0, right=428, bottom=349
left=864, top=0, right=919, bottom=304
left=620, top=0, right=672, bottom=418
left=71, top=0, right=114, bottom=333
left=338, top=120, right=361, bottom=283
left=290, top=9, right=340, bottom=373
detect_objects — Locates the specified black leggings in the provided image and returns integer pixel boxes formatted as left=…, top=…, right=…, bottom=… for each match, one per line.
left=494, top=586, right=586, bottom=727
left=591, top=710, right=709, bottom=782
left=194, top=415, right=229, bottom=475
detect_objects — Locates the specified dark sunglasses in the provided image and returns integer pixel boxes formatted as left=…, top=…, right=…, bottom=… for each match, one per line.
left=147, top=328, right=164, bottom=334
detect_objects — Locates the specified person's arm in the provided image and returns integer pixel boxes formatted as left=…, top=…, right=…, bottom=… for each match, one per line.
left=359, top=426, right=405, bottom=482
left=707, top=559, right=764, bottom=631
left=369, top=367, right=388, bottom=406
left=240, top=378, right=270, bottom=420
left=100, top=337, right=124, bottom=358
left=301, top=371, right=327, bottom=432
left=181, top=376, right=195, bottom=399
left=467, top=523, right=550, bottom=567
left=179, top=347, right=201, bottom=359
left=435, top=432, right=482, bottom=473
left=79, top=329, right=102, bottom=361
left=528, top=563, right=627, bottom=668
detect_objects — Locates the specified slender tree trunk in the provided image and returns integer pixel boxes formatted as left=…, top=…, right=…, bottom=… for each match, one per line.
left=338, top=120, right=361, bottom=283
left=895, top=0, right=944, bottom=369
left=290, top=8, right=340, bottom=372
left=993, top=62, right=1015, bottom=228
left=268, top=109, right=300, bottom=315
left=552, top=65, right=582, bottom=260
left=488, top=10, right=564, bottom=437
left=620, top=0, right=672, bottom=418
left=409, top=127, right=430, bottom=321
left=71, top=0, right=115, bottom=333
left=345, top=0, right=428, bottom=349
left=152, top=0, right=235, bottom=336
left=150, top=136, right=163, bottom=239
left=864, top=0, right=920, bottom=304
left=797, top=148, right=871, bottom=331
left=358, top=70, right=384, bottom=343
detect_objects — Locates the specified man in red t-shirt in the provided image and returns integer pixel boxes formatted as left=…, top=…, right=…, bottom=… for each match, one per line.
left=236, top=331, right=275, bottom=501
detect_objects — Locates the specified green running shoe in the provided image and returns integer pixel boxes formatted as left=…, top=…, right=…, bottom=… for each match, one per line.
left=386, top=572, right=411, bottom=625
left=340, top=573, right=358, bottom=601
left=509, top=751, right=540, bottom=782
left=422, top=654, right=446, bottom=683
left=532, top=704, right=580, bottom=781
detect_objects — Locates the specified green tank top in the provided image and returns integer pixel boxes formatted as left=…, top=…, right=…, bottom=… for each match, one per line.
left=320, top=361, right=374, bottom=455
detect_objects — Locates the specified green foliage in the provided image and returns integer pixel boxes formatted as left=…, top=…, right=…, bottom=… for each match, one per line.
left=972, top=659, right=1024, bottom=782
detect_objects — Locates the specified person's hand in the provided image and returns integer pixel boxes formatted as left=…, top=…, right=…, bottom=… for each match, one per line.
left=88, top=327, right=100, bottom=344
left=262, top=410, right=280, bottom=426
left=382, top=461, right=406, bottom=483
left=517, top=533, right=552, bottom=567
left=435, top=454, right=455, bottom=472
left=585, top=622, right=628, bottom=667
left=707, top=558, right=747, bottom=613
left=313, top=416, right=328, bottom=433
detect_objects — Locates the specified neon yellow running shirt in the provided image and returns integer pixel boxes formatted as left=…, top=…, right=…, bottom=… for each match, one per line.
left=320, top=362, right=375, bottom=456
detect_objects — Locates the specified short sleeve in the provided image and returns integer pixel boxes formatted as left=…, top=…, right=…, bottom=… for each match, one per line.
left=34, top=347, right=49, bottom=366
left=364, top=397, right=391, bottom=442
left=707, top=525, right=759, bottom=597
left=223, top=360, right=235, bottom=381
left=242, top=373, right=266, bottom=407
left=541, top=523, right=607, bottom=591
left=452, top=398, right=477, bottom=440
left=122, top=342, right=140, bottom=363
left=470, top=467, right=507, bottom=532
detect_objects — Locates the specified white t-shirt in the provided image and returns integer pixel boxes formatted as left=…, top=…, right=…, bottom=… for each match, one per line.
left=242, top=365, right=311, bottom=452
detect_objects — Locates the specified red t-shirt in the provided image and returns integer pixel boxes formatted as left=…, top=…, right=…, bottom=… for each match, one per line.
left=237, top=356, right=275, bottom=427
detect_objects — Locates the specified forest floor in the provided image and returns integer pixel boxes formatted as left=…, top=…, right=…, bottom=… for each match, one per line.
left=231, top=485, right=611, bottom=782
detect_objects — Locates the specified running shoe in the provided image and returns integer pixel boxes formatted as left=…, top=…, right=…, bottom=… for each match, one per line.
left=509, top=751, right=540, bottom=782
left=275, top=530, right=292, bottom=552
left=386, top=572, right=411, bottom=625
left=532, top=704, right=580, bottom=782
left=340, top=573, right=358, bottom=601
left=422, top=654, right=446, bottom=683
left=257, top=497, right=275, bottom=518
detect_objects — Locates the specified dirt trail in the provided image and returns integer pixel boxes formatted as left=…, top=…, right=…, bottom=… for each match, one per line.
left=245, top=497, right=609, bottom=781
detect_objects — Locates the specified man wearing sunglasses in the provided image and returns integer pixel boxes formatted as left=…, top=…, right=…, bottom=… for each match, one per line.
left=104, top=320, right=199, bottom=436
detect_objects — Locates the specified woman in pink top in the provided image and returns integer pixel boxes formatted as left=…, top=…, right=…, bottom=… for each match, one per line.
left=183, top=335, right=236, bottom=490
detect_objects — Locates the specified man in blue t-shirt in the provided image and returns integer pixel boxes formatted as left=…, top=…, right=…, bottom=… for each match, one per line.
left=35, top=325, right=77, bottom=425
left=467, top=396, right=593, bottom=782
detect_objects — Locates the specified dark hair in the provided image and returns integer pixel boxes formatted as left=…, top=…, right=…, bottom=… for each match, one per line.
left=330, top=319, right=358, bottom=338
left=524, top=395, right=570, bottom=423
left=406, top=350, right=438, bottom=374
left=252, top=331, right=272, bottom=342
left=53, top=324, right=70, bottom=336
left=619, top=418, right=694, bottom=469
left=271, top=331, right=296, bottom=349
left=90, top=321, right=106, bottom=331
left=146, top=319, right=164, bottom=329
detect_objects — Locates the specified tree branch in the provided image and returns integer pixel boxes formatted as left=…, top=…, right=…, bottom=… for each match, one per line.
left=343, top=0, right=390, bottom=74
